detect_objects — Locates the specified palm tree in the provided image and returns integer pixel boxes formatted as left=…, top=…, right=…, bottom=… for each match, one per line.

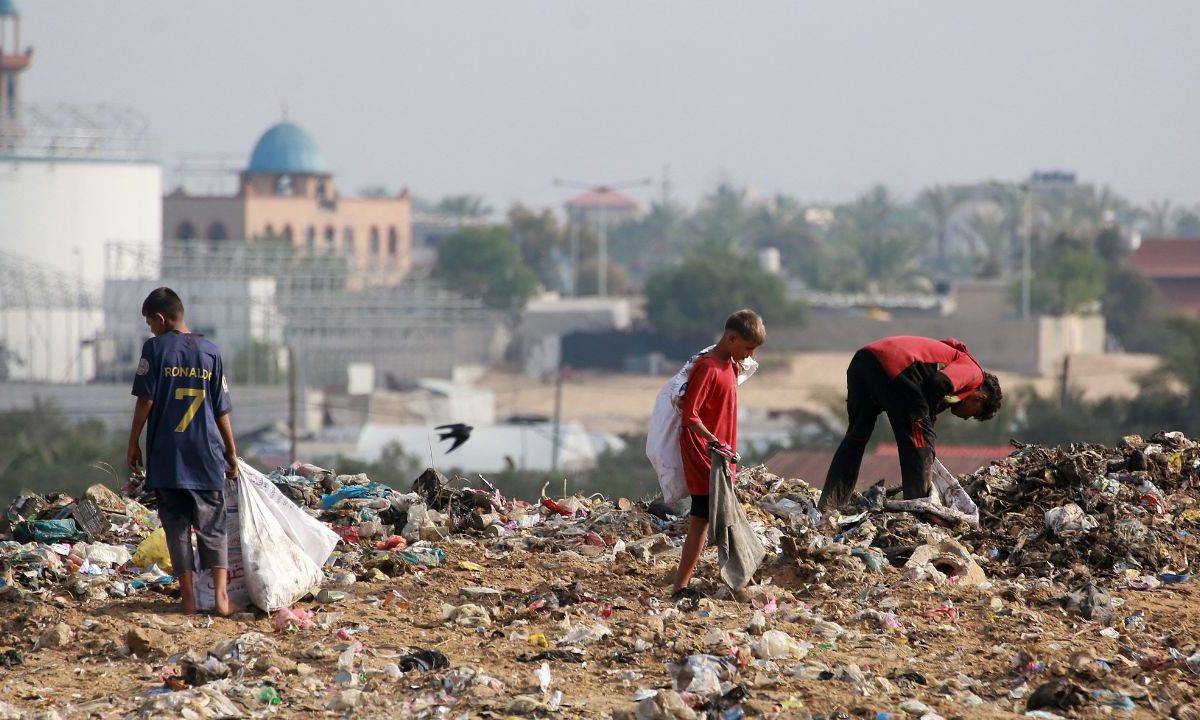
left=966, top=212, right=1007, bottom=278
left=832, top=185, right=927, bottom=292
left=916, top=185, right=965, bottom=271
left=689, top=182, right=756, bottom=251
left=1143, top=199, right=1172, bottom=237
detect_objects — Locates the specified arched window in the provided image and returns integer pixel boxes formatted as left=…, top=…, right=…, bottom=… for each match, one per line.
left=175, top=222, right=197, bottom=240
left=264, top=224, right=275, bottom=240
left=305, top=226, right=316, bottom=251
left=343, top=226, right=355, bottom=254
left=387, top=227, right=398, bottom=256
left=369, top=227, right=380, bottom=255
left=275, top=175, right=293, bottom=196
left=282, top=225, right=294, bottom=243
left=206, top=222, right=228, bottom=241
left=324, top=225, right=335, bottom=251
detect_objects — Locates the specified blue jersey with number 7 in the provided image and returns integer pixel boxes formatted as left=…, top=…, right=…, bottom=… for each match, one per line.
left=131, top=331, right=232, bottom=490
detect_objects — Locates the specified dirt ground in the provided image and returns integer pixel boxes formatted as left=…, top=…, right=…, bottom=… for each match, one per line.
left=3, top=531, right=1197, bottom=719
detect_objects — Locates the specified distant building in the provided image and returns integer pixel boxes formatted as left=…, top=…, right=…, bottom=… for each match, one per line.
left=0, top=1, right=161, bottom=382
left=564, top=187, right=640, bottom=228
left=1126, top=237, right=1200, bottom=314
left=163, top=120, right=413, bottom=288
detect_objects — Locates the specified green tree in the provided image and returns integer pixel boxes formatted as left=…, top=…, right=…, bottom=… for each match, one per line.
left=1160, top=315, right=1200, bottom=417
left=508, top=204, right=570, bottom=290
left=436, top=195, right=492, bottom=218
left=1141, top=199, right=1172, bottom=237
left=230, top=340, right=284, bottom=386
left=916, top=185, right=966, bottom=271
left=1020, top=233, right=1105, bottom=315
left=746, top=195, right=826, bottom=289
left=1103, top=266, right=1166, bottom=353
left=829, top=185, right=928, bottom=292
left=436, top=225, right=539, bottom=310
left=0, top=400, right=127, bottom=498
left=331, top=442, right=423, bottom=489
left=688, top=182, right=757, bottom=251
left=645, top=247, right=805, bottom=341
left=607, top=200, right=689, bottom=280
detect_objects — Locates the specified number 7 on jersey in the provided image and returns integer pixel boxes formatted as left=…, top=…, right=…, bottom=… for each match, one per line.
left=174, top=388, right=206, bottom=432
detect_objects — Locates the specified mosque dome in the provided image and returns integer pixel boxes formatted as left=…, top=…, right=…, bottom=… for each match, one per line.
left=246, top=121, right=327, bottom=175
left=0, top=0, right=19, bottom=17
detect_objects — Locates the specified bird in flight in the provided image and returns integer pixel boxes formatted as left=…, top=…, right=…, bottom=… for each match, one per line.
left=435, top=423, right=473, bottom=453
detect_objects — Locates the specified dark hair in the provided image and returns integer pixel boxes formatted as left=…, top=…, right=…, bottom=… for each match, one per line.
left=725, top=309, right=766, bottom=345
left=976, top=372, right=1003, bottom=421
left=142, top=287, right=184, bottom=320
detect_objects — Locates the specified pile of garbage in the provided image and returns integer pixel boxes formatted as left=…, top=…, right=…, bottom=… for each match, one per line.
left=5, top=433, right=1200, bottom=718
left=959, top=432, right=1199, bottom=583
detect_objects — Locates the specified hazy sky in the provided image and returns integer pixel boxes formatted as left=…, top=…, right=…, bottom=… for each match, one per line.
left=20, top=1, right=1200, bottom=210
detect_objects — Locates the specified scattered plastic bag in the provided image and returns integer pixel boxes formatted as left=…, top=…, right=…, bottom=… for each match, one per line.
left=132, top=528, right=173, bottom=574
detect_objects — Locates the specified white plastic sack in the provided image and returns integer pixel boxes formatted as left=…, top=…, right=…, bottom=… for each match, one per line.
left=883, top=458, right=980, bottom=528
left=646, top=346, right=758, bottom=504
left=238, top=460, right=340, bottom=612
left=193, top=477, right=251, bottom=612
left=239, top=459, right=339, bottom=569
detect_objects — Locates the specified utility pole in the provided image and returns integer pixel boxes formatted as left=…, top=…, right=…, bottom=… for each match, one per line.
left=1058, top=354, right=1070, bottom=409
left=550, top=363, right=565, bottom=471
left=1021, top=182, right=1033, bottom=320
left=287, top=345, right=297, bottom=466
left=552, top=177, right=652, bottom=297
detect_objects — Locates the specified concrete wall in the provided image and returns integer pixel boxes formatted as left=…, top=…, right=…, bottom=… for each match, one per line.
left=0, top=381, right=306, bottom=434
left=770, top=314, right=1105, bottom=375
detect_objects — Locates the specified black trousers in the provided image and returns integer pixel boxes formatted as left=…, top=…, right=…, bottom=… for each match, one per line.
left=819, top=350, right=936, bottom=511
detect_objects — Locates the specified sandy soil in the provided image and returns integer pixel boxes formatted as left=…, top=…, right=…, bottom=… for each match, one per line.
left=3, top=532, right=1197, bottom=719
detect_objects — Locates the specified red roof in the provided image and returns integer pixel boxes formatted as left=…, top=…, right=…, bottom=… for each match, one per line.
left=763, top=445, right=1011, bottom=491
left=564, top=188, right=639, bottom=209
left=1127, top=237, right=1200, bottom=279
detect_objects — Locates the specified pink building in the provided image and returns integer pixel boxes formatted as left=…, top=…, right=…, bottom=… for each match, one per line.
left=163, top=121, right=412, bottom=286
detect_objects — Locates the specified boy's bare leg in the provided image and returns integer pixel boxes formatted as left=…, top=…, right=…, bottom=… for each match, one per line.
left=177, top=571, right=196, bottom=615
left=673, top=516, right=709, bottom=592
left=212, top=568, right=231, bottom=617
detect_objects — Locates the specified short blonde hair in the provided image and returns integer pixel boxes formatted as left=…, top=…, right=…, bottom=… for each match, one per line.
left=725, top=309, right=766, bottom=345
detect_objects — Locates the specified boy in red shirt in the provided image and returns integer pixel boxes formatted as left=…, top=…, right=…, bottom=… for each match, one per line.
left=672, top=309, right=765, bottom=599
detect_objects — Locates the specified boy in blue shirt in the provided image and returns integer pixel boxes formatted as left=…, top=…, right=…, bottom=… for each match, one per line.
left=127, top=287, right=238, bottom=616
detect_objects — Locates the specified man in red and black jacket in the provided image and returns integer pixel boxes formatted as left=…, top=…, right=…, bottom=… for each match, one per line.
left=818, top=336, right=1003, bottom=512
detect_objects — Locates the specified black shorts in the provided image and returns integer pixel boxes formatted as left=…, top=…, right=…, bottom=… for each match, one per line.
left=156, top=489, right=228, bottom=572
left=690, top=494, right=710, bottom=520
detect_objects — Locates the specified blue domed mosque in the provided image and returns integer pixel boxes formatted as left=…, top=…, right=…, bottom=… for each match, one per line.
left=163, top=119, right=412, bottom=282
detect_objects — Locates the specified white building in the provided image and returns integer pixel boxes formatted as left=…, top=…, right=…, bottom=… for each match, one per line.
left=0, top=4, right=161, bottom=382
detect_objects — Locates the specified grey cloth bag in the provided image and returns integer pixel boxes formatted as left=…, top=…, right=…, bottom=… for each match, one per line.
left=706, top=449, right=766, bottom=590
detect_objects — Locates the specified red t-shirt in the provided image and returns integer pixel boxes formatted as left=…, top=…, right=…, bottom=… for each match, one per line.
left=678, top=355, right=738, bottom=496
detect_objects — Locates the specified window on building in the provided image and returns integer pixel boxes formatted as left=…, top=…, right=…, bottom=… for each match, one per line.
left=305, top=226, right=316, bottom=251
left=343, top=226, right=355, bottom=254
left=324, top=225, right=335, bottom=251
left=264, top=224, right=275, bottom=241
left=282, top=224, right=294, bottom=243
left=369, top=227, right=380, bottom=255
left=387, top=227, right=398, bottom=256
left=206, top=222, right=228, bottom=241
left=175, top=222, right=197, bottom=240
left=275, top=175, right=293, bottom=196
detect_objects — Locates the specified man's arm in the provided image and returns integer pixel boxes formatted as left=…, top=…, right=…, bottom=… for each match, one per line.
left=216, top=412, right=238, bottom=479
left=127, top=396, right=154, bottom=473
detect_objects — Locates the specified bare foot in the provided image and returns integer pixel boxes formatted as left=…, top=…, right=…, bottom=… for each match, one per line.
left=179, top=599, right=197, bottom=615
